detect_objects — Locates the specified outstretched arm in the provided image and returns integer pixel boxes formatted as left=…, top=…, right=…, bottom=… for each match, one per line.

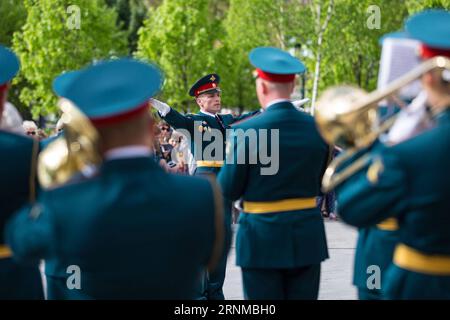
left=231, top=110, right=260, bottom=124
left=150, top=98, right=195, bottom=137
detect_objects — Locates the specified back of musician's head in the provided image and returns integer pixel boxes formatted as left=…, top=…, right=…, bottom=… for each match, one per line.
left=96, top=112, right=155, bottom=155
left=256, top=78, right=295, bottom=109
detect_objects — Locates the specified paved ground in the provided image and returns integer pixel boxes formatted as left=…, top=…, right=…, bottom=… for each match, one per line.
left=223, top=220, right=358, bottom=300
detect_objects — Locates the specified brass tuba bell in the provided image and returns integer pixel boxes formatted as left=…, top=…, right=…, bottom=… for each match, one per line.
left=38, top=99, right=102, bottom=189
left=315, top=56, right=450, bottom=192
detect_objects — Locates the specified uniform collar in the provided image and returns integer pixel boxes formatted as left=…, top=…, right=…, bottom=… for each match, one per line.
left=199, top=110, right=217, bottom=118
left=436, top=108, right=450, bottom=124
left=104, top=145, right=152, bottom=161
left=265, top=99, right=291, bottom=111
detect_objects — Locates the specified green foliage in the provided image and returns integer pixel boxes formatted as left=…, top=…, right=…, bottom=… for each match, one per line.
left=105, top=0, right=149, bottom=53
left=0, top=0, right=29, bottom=118
left=318, top=0, right=407, bottom=92
left=218, top=0, right=292, bottom=110
left=406, top=0, right=450, bottom=13
left=0, top=0, right=26, bottom=46
left=136, top=0, right=214, bottom=112
left=128, top=0, right=149, bottom=52
left=12, top=0, right=127, bottom=118
left=220, top=0, right=408, bottom=105
left=7, top=0, right=450, bottom=119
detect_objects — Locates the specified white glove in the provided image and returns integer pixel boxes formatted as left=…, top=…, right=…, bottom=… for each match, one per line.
left=292, top=98, right=310, bottom=111
left=149, top=98, right=171, bottom=117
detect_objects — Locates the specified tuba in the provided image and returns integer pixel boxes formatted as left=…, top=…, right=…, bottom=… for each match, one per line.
left=38, top=99, right=102, bottom=189
left=315, top=56, right=450, bottom=193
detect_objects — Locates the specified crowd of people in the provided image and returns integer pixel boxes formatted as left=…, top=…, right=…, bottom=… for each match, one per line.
left=1, top=104, right=63, bottom=141
left=153, top=121, right=191, bottom=174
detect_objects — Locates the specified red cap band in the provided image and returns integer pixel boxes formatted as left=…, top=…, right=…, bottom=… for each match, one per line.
left=90, top=102, right=149, bottom=127
left=0, top=83, right=8, bottom=92
left=195, top=82, right=219, bottom=97
left=256, top=69, right=295, bottom=83
left=420, top=44, right=450, bottom=59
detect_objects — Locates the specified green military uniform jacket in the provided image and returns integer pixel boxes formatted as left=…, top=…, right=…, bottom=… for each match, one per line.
left=0, top=130, right=38, bottom=226
left=0, top=129, right=43, bottom=299
left=354, top=226, right=399, bottom=298
left=6, top=156, right=229, bottom=299
left=218, top=101, right=329, bottom=268
left=339, top=142, right=400, bottom=297
left=336, top=109, right=450, bottom=299
left=162, top=108, right=258, bottom=175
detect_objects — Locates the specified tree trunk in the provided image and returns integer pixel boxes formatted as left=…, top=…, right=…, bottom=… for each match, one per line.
left=365, top=59, right=375, bottom=90
left=310, top=0, right=334, bottom=115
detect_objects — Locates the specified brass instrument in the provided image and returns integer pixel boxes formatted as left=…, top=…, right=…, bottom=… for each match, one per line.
left=38, top=99, right=101, bottom=188
left=315, top=56, right=450, bottom=193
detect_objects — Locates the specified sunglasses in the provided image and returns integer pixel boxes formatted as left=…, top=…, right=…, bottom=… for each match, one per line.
left=160, top=127, right=170, bottom=131
left=27, top=131, right=36, bottom=136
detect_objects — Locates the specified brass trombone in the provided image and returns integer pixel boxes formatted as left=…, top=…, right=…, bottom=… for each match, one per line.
left=315, top=56, right=450, bottom=193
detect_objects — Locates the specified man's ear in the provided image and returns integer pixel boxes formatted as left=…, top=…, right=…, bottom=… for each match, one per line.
left=288, top=81, right=295, bottom=94
left=196, top=97, right=202, bottom=108
left=291, top=81, right=296, bottom=92
left=261, top=80, right=269, bottom=95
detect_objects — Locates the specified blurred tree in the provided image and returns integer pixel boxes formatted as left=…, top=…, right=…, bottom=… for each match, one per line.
left=9, top=0, right=446, bottom=120
left=128, top=0, right=149, bottom=52
left=319, top=0, right=407, bottom=89
left=287, top=0, right=407, bottom=112
left=219, top=0, right=415, bottom=113
left=12, top=0, right=127, bottom=118
left=218, top=0, right=294, bottom=111
left=406, top=0, right=450, bottom=13
left=0, top=0, right=29, bottom=118
left=309, top=0, right=334, bottom=113
left=105, top=0, right=150, bottom=53
left=210, top=0, right=229, bottom=19
left=136, top=0, right=214, bottom=112
left=0, top=0, right=26, bottom=45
